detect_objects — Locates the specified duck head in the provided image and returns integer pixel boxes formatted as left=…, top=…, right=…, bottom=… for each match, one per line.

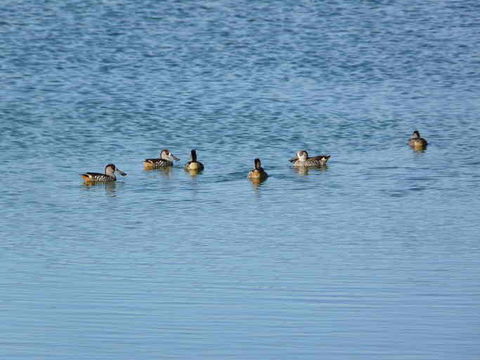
left=411, top=130, right=421, bottom=139
left=160, top=149, right=180, bottom=162
left=290, top=150, right=308, bottom=162
left=105, top=164, right=127, bottom=177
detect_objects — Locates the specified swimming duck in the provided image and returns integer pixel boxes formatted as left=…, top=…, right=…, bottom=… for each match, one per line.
left=184, top=149, right=204, bottom=171
left=82, top=164, right=127, bottom=183
left=144, top=149, right=180, bottom=169
left=247, top=158, right=268, bottom=181
left=289, top=150, right=330, bottom=167
left=408, top=130, right=428, bottom=150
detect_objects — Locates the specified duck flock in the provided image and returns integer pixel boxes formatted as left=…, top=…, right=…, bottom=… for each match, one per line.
left=81, top=130, right=428, bottom=184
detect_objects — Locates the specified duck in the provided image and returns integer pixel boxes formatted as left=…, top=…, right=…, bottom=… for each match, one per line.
left=247, top=158, right=268, bottom=182
left=144, top=149, right=180, bottom=169
left=81, top=164, right=127, bottom=183
left=289, top=150, right=330, bottom=167
left=184, top=149, right=204, bottom=172
left=408, top=130, right=428, bottom=150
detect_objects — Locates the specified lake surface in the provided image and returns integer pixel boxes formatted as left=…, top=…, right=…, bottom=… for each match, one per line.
left=1, top=0, right=479, bottom=359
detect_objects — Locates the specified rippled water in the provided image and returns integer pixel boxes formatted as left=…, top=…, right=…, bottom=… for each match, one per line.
left=1, top=1, right=480, bottom=359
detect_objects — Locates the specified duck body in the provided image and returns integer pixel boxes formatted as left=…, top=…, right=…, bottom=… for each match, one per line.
left=408, top=130, right=428, bottom=150
left=82, top=164, right=127, bottom=183
left=290, top=151, right=330, bottom=167
left=248, top=158, right=268, bottom=181
left=144, top=149, right=180, bottom=169
left=184, top=150, right=204, bottom=171
left=82, top=172, right=115, bottom=182
left=144, top=158, right=173, bottom=169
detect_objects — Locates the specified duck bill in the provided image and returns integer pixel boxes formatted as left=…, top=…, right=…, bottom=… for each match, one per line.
left=116, top=169, right=127, bottom=176
left=289, top=157, right=298, bottom=163
left=171, top=155, right=180, bottom=161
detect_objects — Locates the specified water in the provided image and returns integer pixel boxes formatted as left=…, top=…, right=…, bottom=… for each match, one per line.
left=1, top=0, right=480, bottom=359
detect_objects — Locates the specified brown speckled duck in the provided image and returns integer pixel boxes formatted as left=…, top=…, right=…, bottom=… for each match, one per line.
left=289, top=150, right=330, bottom=167
left=144, top=149, right=180, bottom=169
left=82, top=164, right=127, bottom=183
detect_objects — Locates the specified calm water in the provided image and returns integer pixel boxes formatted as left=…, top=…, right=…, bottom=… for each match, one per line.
left=1, top=0, right=480, bottom=359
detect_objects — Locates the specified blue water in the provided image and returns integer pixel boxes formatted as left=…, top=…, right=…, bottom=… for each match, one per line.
left=1, top=1, right=480, bottom=359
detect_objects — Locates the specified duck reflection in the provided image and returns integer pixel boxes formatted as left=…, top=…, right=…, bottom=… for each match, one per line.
left=249, top=176, right=268, bottom=188
left=83, top=181, right=118, bottom=197
left=293, top=165, right=328, bottom=176
left=185, top=168, right=202, bottom=177
left=145, top=166, right=173, bottom=178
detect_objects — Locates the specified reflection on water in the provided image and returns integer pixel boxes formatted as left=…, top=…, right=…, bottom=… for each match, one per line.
left=292, top=166, right=329, bottom=176
left=185, top=168, right=203, bottom=177
left=249, top=177, right=268, bottom=189
left=144, top=167, right=173, bottom=178
left=82, top=181, right=118, bottom=197
left=412, top=148, right=428, bottom=154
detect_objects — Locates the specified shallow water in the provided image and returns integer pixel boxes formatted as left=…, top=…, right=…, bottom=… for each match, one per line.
left=1, top=0, right=480, bottom=359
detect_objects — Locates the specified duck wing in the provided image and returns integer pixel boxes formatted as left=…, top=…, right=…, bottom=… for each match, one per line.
left=82, top=172, right=104, bottom=177
left=310, top=155, right=330, bottom=161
